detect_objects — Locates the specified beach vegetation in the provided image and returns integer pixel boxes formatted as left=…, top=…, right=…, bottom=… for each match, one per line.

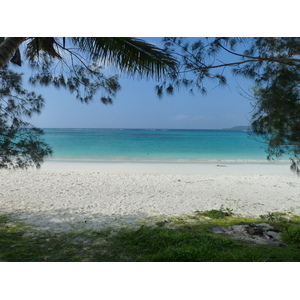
left=259, top=212, right=290, bottom=222
left=2, top=211, right=300, bottom=262
left=160, top=37, right=300, bottom=173
left=0, top=68, right=52, bottom=169
left=195, top=205, right=234, bottom=219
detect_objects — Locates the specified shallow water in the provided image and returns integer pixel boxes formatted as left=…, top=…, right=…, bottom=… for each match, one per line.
left=43, top=128, right=287, bottom=162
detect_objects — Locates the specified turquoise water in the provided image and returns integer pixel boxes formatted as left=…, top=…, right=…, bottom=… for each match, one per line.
left=42, top=128, right=285, bottom=162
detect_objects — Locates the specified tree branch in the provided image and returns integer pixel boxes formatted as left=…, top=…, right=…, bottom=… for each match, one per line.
left=217, top=41, right=300, bottom=64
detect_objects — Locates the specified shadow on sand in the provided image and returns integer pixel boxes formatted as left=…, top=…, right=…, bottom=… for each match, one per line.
left=5, top=208, right=152, bottom=232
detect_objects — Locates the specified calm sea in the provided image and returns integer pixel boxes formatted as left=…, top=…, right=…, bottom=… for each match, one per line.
left=42, top=128, right=286, bottom=163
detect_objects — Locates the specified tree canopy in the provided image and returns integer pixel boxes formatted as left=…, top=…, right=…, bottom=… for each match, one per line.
left=0, top=67, right=52, bottom=168
left=158, top=37, right=300, bottom=173
left=0, top=37, right=177, bottom=103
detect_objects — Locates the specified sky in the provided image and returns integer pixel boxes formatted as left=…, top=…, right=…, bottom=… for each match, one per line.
left=5, top=2, right=297, bottom=131
left=18, top=37, right=256, bottom=130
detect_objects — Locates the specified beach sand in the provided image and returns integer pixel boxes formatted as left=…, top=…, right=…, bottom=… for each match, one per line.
left=0, top=161, right=299, bottom=232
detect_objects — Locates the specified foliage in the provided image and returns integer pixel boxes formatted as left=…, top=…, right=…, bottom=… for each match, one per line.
left=22, top=37, right=177, bottom=80
left=160, top=37, right=300, bottom=171
left=0, top=67, right=52, bottom=169
left=259, top=212, right=289, bottom=222
left=251, top=61, right=300, bottom=174
left=281, top=223, right=300, bottom=244
left=27, top=52, right=121, bottom=104
left=195, top=205, right=234, bottom=219
left=2, top=37, right=177, bottom=105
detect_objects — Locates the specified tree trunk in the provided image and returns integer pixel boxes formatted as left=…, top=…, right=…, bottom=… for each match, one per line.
left=0, top=37, right=27, bottom=70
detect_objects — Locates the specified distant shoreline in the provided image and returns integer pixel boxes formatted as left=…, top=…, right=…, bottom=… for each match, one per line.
left=222, top=126, right=250, bottom=131
left=42, top=127, right=250, bottom=131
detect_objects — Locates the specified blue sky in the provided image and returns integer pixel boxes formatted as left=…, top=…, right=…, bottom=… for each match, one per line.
left=21, top=37, right=255, bottom=129
left=4, top=2, right=299, bottom=131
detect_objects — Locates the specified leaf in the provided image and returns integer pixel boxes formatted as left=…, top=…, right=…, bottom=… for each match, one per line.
left=71, top=37, right=177, bottom=80
left=26, top=38, right=61, bottom=60
left=10, top=48, right=22, bottom=66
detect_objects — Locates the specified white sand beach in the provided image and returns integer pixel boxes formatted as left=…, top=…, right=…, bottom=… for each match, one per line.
left=0, top=161, right=299, bottom=232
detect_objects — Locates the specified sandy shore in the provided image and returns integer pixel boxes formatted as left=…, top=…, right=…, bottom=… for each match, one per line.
left=0, top=161, right=299, bottom=232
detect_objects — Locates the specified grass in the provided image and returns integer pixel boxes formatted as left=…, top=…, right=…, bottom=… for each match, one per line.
left=1, top=209, right=300, bottom=262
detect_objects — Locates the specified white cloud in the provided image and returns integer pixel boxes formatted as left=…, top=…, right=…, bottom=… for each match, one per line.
left=171, top=114, right=190, bottom=121
left=191, top=115, right=205, bottom=121
left=170, top=114, right=206, bottom=121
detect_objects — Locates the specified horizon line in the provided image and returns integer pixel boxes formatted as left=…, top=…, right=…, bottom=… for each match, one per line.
left=41, top=126, right=250, bottom=131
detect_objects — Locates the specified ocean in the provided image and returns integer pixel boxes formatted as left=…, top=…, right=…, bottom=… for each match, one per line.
left=42, top=128, right=286, bottom=163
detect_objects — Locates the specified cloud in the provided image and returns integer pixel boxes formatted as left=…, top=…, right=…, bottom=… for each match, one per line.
left=191, top=115, right=205, bottom=121
left=171, top=114, right=190, bottom=121
left=170, top=114, right=205, bottom=121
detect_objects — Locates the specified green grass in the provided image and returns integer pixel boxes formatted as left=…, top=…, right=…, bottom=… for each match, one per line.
left=1, top=210, right=300, bottom=262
